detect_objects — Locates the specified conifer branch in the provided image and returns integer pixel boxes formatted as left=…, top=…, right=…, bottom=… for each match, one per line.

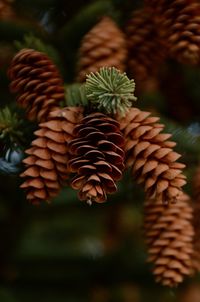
left=14, top=34, right=61, bottom=68
left=64, top=83, right=88, bottom=107
left=0, top=106, right=23, bottom=143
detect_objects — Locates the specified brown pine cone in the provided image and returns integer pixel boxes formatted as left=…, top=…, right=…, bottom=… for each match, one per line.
left=76, top=16, right=127, bottom=82
left=8, top=48, right=65, bottom=122
left=144, top=192, right=194, bottom=287
left=20, top=107, right=83, bottom=204
left=145, top=0, right=200, bottom=65
left=191, top=166, right=200, bottom=273
left=116, top=107, right=186, bottom=203
left=125, top=8, right=166, bottom=83
left=0, top=0, right=15, bottom=20
left=68, top=112, right=125, bottom=203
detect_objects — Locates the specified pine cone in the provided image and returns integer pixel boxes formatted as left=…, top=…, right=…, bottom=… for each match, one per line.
left=76, top=17, right=127, bottom=82
left=116, top=107, right=186, bottom=203
left=126, top=8, right=166, bottom=83
left=20, top=107, right=83, bottom=204
left=8, top=48, right=65, bottom=122
left=191, top=166, right=200, bottom=273
left=68, top=112, right=125, bottom=203
left=145, top=0, right=200, bottom=65
left=0, top=0, right=15, bottom=20
left=144, top=192, right=194, bottom=287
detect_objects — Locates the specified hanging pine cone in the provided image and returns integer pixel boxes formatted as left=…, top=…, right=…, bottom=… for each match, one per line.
left=145, top=0, right=200, bottom=65
left=191, top=166, right=200, bottom=273
left=144, top=192, right=194, bottom=287
left=20, top=107, right=83, bottom=204
left=8, top=48, right=65, bottom=122
left=68, top=112, right=125, bottom=203
left=125, top=8, right=166, bottom=84
left=76, top=16, right=127, bottom=82
left=116, top=107, right=186, bottom=203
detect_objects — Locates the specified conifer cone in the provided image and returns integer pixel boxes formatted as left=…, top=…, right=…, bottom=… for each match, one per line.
left=116, top=107, right=186, bottom=203
left=20, top=107, right=83, bottom=204
left=68, top=112, right=125, bottom=203
left=125, top=8, right=166, bottom=84
left=76, top=16, right=127, bottom=82
left=8, top=48, right=65, bottom=122
left=145, top=0, right=200, bottom=65
left=144, top=192, right=194, bottom=287
left=191, top=166, right=200, bottom=273
left=0, top=0, right=15, bottom=20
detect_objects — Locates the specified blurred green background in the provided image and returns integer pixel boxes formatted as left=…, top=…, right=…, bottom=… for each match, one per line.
left=1, top=0, right=200, bottom=301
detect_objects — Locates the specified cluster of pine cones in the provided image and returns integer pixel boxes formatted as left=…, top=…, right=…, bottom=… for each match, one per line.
left=76, top=0, right=200, bottom=90
left=7, top=46, right=199, bottom=288
left=8, top=48, right=187, bottom=208
left=6, top=0, right=200, bottom=289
